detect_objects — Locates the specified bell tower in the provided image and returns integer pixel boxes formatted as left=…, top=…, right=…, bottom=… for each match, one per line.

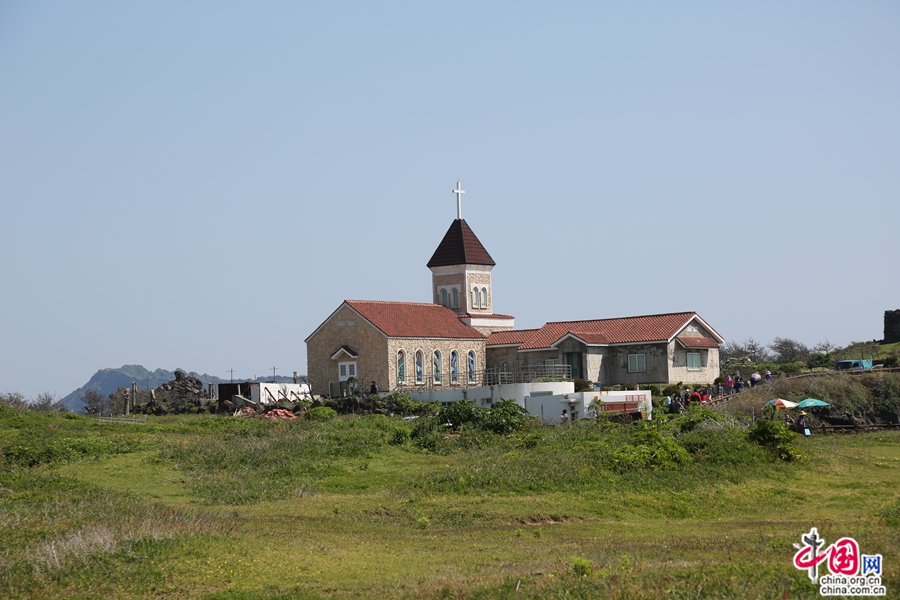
left=425, top=183, right=513, bottom=334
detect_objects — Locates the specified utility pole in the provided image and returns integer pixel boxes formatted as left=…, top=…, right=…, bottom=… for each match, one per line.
left=228, top=368, right=236, bottom=382
left=271, top=366, right=278, bottom=381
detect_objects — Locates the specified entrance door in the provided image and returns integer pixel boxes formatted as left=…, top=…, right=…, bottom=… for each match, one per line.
left=565, top=353, right=582, bottom=379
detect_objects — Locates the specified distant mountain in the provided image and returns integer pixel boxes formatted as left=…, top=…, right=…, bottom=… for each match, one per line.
left=60, top=365, right=301, bottom=412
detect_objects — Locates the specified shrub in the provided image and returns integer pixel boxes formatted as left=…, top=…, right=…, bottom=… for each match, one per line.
left=747, top=419, right=804, bottom=461
left=389, top=427, right=411, bottom=445
left=573, top=378, right=594, bottom=392
left=480, top=399, right=534, bottom=435
left=571, top=556, right=593, bottom=577
left=439, top=399, right=481, bottom=430
left=305, top=406, right=338, bottom=421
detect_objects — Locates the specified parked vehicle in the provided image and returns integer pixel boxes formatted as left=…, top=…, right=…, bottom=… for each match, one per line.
left=835, top=359, right=874, bottom=371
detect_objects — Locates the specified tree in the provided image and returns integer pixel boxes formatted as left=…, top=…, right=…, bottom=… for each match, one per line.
left=720, top=337, right=772, bottom=364
left=0, top=392, right=28, bottom=410
left=30, top=392, right=57, bottom=412
left=813, top=339, right=837, bottom=355
left=81, top=389, right=108, bottom=415
left=769, top=337, right=810, bottom=364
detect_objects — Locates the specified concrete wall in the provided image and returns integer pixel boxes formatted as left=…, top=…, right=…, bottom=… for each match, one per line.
left=407, top=381, right=574, bottom=408
left=529, top=390, right=653, bottom=424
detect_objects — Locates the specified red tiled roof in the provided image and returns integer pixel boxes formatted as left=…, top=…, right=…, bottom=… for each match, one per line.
left=676, top=336, right=720, bottom=348
left=426, top=219, right=496, bottom=268
left=456, top=313, right=515, bottom=319
left=486, top=329, right=539, bottom=346
left=517, top=312, right=709, bottom=350
left=345, top=300, right=486, bottom=339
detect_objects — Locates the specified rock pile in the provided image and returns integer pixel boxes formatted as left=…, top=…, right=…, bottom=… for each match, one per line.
left=137, top=371, right=210, bottom=415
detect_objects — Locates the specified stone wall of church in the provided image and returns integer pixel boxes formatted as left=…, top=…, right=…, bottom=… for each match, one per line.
left=465, top=272, right=492, bottom=313
left=432, top=273, right=466, bottom=308
left=306, top=305, right=389, bottom=396
left=387, top=338, right=485, bottom=391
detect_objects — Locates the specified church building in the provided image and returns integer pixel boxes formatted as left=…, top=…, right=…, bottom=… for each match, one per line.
left=305, top=185, right=723, bottom=397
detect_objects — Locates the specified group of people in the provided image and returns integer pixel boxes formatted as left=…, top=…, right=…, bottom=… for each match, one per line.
left=666, top=387, right=714, bottom=413
left=722, top=370, right=773, bottom=396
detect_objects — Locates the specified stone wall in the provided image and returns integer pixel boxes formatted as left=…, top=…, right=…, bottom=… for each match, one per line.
left=668, top=343, right=720, bottom=384
left=606, top=343, right=670, bottom=385
left=465, top=271, right=492, bottom=313
left=306, top=304, right=389, bottom=396
left=388, top=337, right=485, bottom=391
left=885, top=309, right=900, bottom=344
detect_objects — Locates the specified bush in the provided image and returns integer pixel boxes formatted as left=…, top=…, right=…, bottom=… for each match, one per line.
left=389, top=427, right=411, bottom=445
left=573, top=378, right=594, bottom=392
left=305, top=406, right=338, bottom=421
left=747, top=419, right=804, bottom=461
left=480, top=399, right=533, bottom=435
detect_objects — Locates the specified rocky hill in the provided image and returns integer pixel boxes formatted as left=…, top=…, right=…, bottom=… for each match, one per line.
left=60, top=365, right=299, bottom=413
left=60, top=365, right=225, bottom=412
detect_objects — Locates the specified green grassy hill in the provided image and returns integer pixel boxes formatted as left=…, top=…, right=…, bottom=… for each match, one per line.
left=1, top=404, right=897, bottom=599
left=712, top=370, right=900, bottom=425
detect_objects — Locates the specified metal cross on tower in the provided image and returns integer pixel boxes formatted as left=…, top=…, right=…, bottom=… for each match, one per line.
left=452, top=181, right=465, bottom=219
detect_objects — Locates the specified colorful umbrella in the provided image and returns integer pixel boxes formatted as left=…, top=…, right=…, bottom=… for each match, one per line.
left=796, top=398, right=829, bottom=408
left=763, top=398, right=798, bottom=409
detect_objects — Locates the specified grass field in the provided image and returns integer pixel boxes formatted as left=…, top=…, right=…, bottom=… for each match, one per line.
left=1, top=405, right=897, bottom=599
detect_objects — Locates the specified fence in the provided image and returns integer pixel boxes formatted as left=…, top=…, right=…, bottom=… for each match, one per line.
left=97, top=415, right=147, bottom=424
left=391, top=364, right=573, bottom=393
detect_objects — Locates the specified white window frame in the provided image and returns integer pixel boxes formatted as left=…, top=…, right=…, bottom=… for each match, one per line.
left=471, top=287, right=479, bottom=308
left=467, top=350, right=476, bottom=383
left=338, top=361, right=357, bottom=381
left=687, top=352, right=702, bottom=371
left=450, top=350, right=459, bottom=384
left=628, top=354, right=646, bottom=373
left=480, top=287, right=488, bottom=309
left=451, top=288, right=459, bottom=309
left=440, top=288, right=448, bottom=306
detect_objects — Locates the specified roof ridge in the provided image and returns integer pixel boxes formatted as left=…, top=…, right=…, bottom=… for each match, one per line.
left=541, top=311, right=696, bottom=326
left=346, top=299, right=440, bottom=307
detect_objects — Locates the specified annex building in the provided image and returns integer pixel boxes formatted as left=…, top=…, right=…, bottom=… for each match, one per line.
left=305, top=186, right=723, bottom=397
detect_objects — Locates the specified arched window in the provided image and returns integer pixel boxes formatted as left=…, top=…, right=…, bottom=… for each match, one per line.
left=480, top=287, right=488, bottom=308
left=451, top=288, right=459, bottom=308
left=397, top=350, right=406, bottom=384
left=433, top=350, right=442, bottom=384
left=472, top=288, right=479, bottom=308
left=451, top=350, right=459, bottom=384
left=415, top=350, right=424, bottom=384
left=440, top=289, right=448, bottom=306
left=502, top=362, right=509, bottom=372
left=468, top=351, right=476, bottom=383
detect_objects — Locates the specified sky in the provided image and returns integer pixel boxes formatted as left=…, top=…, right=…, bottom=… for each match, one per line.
left=1, top=1, right=898, bottom=399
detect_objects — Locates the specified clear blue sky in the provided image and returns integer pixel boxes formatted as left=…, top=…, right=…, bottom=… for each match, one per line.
left=1, top=1, right=898, bottom=399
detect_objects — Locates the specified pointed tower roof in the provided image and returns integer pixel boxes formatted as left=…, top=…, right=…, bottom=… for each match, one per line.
left=427, top=219, right=496, bottom=268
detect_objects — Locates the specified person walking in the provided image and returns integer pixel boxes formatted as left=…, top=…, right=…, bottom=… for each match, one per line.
left=560, top=409, right=570, bottom=425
